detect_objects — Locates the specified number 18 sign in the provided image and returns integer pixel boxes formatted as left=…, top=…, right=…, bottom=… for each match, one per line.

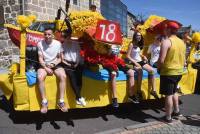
left=95, top=20, right=122, bottom=45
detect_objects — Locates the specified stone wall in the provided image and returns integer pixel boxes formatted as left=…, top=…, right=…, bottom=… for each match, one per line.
left=0, top=0, right=20, bottom=69
left=70, top=0, right=100, bottom=12
left=25, top=0, right=100, bottom=21
left=2, top=0, right=21, bottom=24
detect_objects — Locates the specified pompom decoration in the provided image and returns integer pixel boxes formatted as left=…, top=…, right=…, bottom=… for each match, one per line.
left=17, top=15, right=32, bottom=29
left=192, top=32, right=200, bottom=44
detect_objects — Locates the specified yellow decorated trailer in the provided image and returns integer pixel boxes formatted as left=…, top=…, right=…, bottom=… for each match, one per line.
left=0, top=12, right=198, bottom=111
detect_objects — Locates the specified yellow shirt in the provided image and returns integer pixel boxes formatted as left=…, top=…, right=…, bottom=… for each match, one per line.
left=160, top=36, right=186, bottom=75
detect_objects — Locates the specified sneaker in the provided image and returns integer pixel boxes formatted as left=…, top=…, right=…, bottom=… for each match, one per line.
left=76, top=97, right=86, bottom=106
left=150, top=91, right=159, bottom=99
left=162, top=116, right=175, bottom=123
left=40, top=101, right=48, bottom=114
left=57, top=101, right=68, bottom=112
left=112, top=98, right=119, bottom=108
left=128, top=95, right=140, bottom=104
left=172, top=111, right=183, bottom=117
left=138, top=91, right=143, bottom=100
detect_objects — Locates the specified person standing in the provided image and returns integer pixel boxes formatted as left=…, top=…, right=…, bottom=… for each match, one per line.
left=37, top=28, right=67, bottom=114
left=157, top=20, right=185, bottom=123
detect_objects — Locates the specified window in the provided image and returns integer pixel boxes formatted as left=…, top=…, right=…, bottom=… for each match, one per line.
left=0, top=6, right=4, bottom=29
left=73, top=0, right=77, bottom=5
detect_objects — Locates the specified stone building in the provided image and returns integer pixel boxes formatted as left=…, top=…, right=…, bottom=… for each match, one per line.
left=127, top=11, right=137, bottom=38
left=0, top=0, right=100, bottom=68
left=0, top=0, right=137, bottom=68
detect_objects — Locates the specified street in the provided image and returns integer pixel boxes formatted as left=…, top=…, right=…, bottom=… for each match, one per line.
left=0, top=87, right=200, bottom=134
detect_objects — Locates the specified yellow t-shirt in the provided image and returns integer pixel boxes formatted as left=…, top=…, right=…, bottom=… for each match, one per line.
left=160, top=36, right=186, bottom=75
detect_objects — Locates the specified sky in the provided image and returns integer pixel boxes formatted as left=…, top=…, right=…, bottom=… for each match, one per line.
left=122, top=0, right=200, bottom=31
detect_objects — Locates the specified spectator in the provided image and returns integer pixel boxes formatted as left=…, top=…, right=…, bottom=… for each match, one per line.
left=37, top=28, right=67, bottom=114
left=158, top=20, right=185, bottom=123
left=89, top=4, right=97, bottom=12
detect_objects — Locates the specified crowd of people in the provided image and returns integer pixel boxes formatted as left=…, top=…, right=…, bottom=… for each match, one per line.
left=34, top=14, right=200, bottom=124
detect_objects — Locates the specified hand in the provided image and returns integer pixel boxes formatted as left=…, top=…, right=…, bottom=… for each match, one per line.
left=135, top=62, right=142, bottom=68
left=143, top=56, right=148, bottom=62
left=45, top=67, right=53, bottom=75
left=48, top=63, right=56, bottom=68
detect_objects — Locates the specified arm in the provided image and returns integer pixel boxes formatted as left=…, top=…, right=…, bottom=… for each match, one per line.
left=157, top=39, right=171, bottom=71
left=61, top=52, right=72, bottom=67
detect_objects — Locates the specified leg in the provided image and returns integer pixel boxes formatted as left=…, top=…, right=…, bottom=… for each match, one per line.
left=37, top=68, right=48, bottom=113
left=172, top=93, right=179, bottom=113
left=54, top=68, right=68, bottom=112
left=134, top=66, right=143, bottom=92
left=143, top=64, right=156, bottom=92
left=110, top=71, right=119, bottom=108
left=65, top=69, right=81, bottom=99
left=165, top=95, right=173, bottom=120
left=127, top=69, right=135, bottom=96
left=110, top=71, right=117, bottom=98
left=143, top=64, right=159, bottom=99
left=37, top=68, right=47, bottom=100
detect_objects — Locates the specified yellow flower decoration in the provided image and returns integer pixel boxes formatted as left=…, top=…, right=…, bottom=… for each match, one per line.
left=136, top=15, right=166, bottom=46
left=192, top=32, right=200, bottom=44
left=69, top=11, right=105, bottom=37
left=17, top=15, right=32, bottom=29
left=28, top=15, right=37, bottom=23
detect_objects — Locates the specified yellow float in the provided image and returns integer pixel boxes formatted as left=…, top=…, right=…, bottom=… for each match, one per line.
left=0, top=12, right=197, bottom=111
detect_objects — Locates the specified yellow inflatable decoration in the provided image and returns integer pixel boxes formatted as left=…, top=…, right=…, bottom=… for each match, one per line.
left=0, top=13, right=198, bottom=111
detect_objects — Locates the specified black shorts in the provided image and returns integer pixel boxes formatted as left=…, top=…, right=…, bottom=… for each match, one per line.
left=137, top=61, right=148, bottom=67
left=160, top=75, right=182, bottom=95
left=124, top=59, right=147, bottom=69
left=38, top=63, right=63, bottom=71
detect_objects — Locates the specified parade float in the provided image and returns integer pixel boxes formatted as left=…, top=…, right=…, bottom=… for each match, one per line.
left=0, top=10, right=198, bottom=111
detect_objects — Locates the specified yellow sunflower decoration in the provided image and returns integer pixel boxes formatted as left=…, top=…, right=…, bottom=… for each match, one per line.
left=69, top=11, right=105, bottom=38
left=17, top=15, right=37, bottom=30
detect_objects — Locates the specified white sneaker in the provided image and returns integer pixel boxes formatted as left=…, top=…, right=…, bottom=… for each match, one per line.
left=76, top=97, right=86, bottom=106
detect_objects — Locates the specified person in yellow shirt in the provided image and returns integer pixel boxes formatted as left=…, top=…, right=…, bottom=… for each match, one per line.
left=157, top=20, right=186, bottom=123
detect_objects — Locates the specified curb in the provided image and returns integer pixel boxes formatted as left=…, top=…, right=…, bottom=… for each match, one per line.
left=95, top=128, right=125, bottom=134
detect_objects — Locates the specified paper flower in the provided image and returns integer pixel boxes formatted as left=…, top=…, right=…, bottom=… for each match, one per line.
left=192, top=32, right=200, bottom=44
left=17, top=15, right=31, bottom=29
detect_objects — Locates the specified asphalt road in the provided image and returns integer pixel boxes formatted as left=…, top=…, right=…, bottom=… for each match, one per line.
left=0, top=85, right=200, bottom=134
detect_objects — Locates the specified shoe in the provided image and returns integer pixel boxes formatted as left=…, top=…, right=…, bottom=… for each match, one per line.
left=150, top=91, right=159, bottom=99
left=76, top=97, right=86, bottom=106
left=40, top=101, right=48, bottom=114
left=172, top=111, right=183, bottom=117
left=57, top=101, right=68, bottom=112
left=138, top=91, right=143, bottom=100
left=112, top=98, right=119, bottom=108
left=128, top=95, right=140, bottom=104
left=162, top=116, right=175, bottom=123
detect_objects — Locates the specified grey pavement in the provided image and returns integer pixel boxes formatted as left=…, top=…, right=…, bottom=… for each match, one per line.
left=98, top=115, right=200, bottom=134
